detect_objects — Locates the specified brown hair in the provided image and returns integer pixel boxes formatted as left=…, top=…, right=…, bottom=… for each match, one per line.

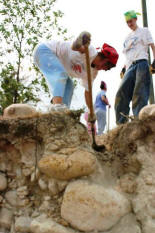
left=97, top=52, right=106, bottom=60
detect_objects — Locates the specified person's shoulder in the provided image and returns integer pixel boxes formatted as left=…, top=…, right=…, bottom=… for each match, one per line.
left=89, top=45, right=97, bottom=57
left=125, top=30, right=133, bottom=39
left=100, top=90, right=106, bottom=95
left=57, top=40, right=71, bottom=46
left=139, top=27, right=150, bottom=33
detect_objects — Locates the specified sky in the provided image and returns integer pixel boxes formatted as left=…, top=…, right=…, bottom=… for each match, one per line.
left=40, top=0, right=155, bottom=130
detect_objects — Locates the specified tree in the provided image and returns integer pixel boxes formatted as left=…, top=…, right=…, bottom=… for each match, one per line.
left=0, top=0, right=67, bottom=114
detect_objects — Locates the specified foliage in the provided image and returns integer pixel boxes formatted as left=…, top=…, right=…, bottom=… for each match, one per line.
left=0, top=0, right=67, bottom=114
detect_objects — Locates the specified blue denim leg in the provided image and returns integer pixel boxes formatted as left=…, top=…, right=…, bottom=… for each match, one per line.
left=95, top=108, right=106, bottom=135
left=132, top=61, right=150, bottom=116
left=34, top=44, right=74, bottom=107
left=63, top=77, right=74, bottom=107
left=115, top=66, right=136, bottom=124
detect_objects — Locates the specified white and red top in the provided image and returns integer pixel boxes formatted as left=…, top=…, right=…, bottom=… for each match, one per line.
left=45, top=40, right=98, bottom=90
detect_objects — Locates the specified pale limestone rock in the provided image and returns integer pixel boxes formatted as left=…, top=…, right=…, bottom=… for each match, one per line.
left=5, top=190, right=18, bottom=207
left=0, top=161, right=6, bottom=172
left=22, top=167, right=32, bottom=176
left=118, top=173, right=137, bottom=194
left=5, top=190, right=29, bottom=207
left=39, top=150, right=96, bottom=180
left=15, top=216, right=32, bottom=232
left=38, top=178, right=48, bottom=191
left=17, top=186, right=29, bottom=199
left=139, top=104, right=155, bottom=120
left=44, top=196, right=51, bottom=201
left=61, top=181, right=131, bottom=232
left=39, top=200, right=51, bottom=212
left=57, top=180, right=68, bottom=192
left=30, top=215, right=75, bottom=233
left=0, top=173, right=7, bottom=191
left=0, top=208, right=13, bottom=229
left=131, top=146, right=155, bottom=231
left=104, top=213, right=141, bottom=233
left=20, top=141, right=37, bottom=166
left=3, top=103, right=38, bottom=119
left=0, top=195, right=3, bottom=203
left=44, top=139, right=67, bottom=153
left=142, top=218, right=155, bottom=233
left=48, top=179, right=59, bottom=195
left=59, top=147, right=77, bottom=155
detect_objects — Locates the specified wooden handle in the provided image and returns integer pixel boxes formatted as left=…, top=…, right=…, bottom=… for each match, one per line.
left=85, top=45, right=94, bottom=118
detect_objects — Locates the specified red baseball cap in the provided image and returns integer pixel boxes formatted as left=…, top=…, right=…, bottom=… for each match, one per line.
left=101, top=43, right=119, bottom=66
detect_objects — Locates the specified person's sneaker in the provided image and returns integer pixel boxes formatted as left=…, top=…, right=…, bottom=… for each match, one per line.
left=49, top=104, right=68, bottom=112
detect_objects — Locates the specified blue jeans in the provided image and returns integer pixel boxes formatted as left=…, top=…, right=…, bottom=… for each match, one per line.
left=34, top=44, right=74, bottom=107
left=115, top=60, right=150, bottom=124
left=95, top=108, right=106, bottom=135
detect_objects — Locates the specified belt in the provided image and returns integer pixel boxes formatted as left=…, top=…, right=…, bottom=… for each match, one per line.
left=132, top=59, right=147, bottom=65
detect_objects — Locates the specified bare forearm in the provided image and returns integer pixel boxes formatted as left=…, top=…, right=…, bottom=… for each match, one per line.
left=101, top=96, right=110, bottom=105
left=150, top=43, right=155, bottom=59
left=71, top=44, right=85, bottom=53
left=105, top=99, right=110, bottom=105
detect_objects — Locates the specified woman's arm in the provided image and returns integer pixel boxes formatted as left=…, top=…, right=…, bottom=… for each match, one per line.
left=101, top=95, right=110, bottom=106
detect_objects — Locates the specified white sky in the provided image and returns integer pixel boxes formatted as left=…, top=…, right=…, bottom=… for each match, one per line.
left=52, top=0, right=155, bottom=129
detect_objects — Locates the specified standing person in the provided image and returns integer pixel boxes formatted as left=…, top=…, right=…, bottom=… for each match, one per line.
left=94, top=81, right=110, bottom=135
left=33, top=31, right=119, bottom=113
left=115, top=10, right=155, bottom=124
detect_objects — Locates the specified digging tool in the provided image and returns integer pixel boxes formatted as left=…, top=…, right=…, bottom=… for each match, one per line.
left=84, top=45, right=105, bottom=152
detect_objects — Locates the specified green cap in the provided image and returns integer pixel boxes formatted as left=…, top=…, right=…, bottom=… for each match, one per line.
left=124, top=10, right=141, bottom=21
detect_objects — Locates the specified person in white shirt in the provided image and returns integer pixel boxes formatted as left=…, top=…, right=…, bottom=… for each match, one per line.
left=115, top=10, right=155, bottom=124
left=33, top=32, right=119, bottom=111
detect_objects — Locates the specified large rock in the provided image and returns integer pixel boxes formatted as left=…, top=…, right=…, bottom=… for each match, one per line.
left=19, top=141, right=37, bottom=166
left=0, top=208, right=13, bottom=229
left=104, top=213, right=141, bottom=233
left=38, top=150, right=96, bottom=180
left=142, top=217, right=155, bottom=233
left=139, top=104, right=155, bottom=120
left=30, top=215, right=74, bottom=233
left=3, top=104, right=38, bottom=119
left=15, top=216, right=32, bottom=232
left=61, top=180, right=131, bottom=232
left=5, top=190, right=29, bottom=207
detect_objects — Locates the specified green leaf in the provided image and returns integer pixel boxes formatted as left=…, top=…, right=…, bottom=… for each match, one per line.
left=0, top=0, right=68, bottom=112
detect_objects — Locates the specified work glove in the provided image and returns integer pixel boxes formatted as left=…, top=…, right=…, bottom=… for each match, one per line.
left=120, top=67, right=126, bottom=79
left=72, top=31, right=91, bottom=50
left=150, top=59, right=155, bottom=74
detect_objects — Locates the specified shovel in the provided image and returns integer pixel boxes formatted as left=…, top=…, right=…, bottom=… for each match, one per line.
left=84, top=45, right=105, bottom=152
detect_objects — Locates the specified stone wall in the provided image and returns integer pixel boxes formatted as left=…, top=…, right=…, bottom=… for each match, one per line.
left=0, top=106, right=155, bottom=233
